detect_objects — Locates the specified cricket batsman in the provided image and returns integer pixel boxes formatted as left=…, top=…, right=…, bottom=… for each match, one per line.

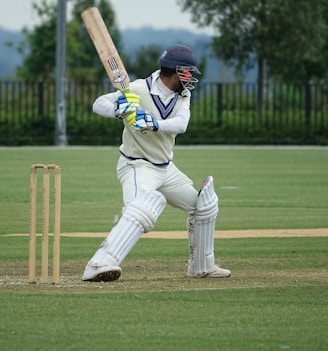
left=82, top=44, right=231, bottom=282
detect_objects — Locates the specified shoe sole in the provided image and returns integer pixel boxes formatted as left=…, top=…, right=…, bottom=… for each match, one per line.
left=82, top=266, right=122, bottom=282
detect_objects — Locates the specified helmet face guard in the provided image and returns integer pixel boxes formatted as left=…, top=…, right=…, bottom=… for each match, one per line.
left=176, top=65, right=199, bottom=91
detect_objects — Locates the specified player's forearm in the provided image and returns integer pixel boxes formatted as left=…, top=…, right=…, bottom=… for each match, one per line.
left=93, top=92, right=121, bottom=118
left=93, top=95, right=115, bottom=118
left=157, top=108, right=190, bottom=134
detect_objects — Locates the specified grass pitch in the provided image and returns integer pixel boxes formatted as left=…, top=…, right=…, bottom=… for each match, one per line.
left=1, top=146, right=328, bottom=350
left=1, top=236, right=327, bottom=351
left=0, top=146, right=327, bottom=234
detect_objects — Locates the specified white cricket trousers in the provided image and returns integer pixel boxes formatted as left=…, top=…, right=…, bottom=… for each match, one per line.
left=116, top=155, right=198, bottom=215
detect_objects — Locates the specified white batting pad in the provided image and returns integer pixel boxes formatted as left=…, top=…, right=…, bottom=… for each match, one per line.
left=189, top=176, right=218, bottom=276
left=88, top=191, right=166, bottom=267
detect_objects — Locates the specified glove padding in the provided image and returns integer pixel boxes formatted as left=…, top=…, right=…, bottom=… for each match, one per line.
left=127, top=110, right=159, bottom=132
left=114, top=93, right=140, bottom=119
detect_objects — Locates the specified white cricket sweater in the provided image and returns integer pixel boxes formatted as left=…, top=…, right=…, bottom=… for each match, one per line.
left=93, top=70, right=191, bottom=164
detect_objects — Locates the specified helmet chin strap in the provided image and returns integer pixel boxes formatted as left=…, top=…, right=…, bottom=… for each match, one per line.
left=176, top=82, right=186, bottom=96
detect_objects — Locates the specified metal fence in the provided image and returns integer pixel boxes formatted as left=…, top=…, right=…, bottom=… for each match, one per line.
left=0, top=80, right=327, bottom=145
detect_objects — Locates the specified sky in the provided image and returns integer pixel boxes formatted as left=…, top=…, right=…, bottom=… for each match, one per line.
left=0, top=0, right=213, bottom=34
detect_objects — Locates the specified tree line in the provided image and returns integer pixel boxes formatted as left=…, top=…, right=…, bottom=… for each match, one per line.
left=13, top=0, right=165, bottom=81
left=10, top=0, right=328, bottom=86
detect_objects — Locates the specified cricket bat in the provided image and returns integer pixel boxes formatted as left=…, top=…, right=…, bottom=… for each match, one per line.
left=81, top=7, right=129, bottom=93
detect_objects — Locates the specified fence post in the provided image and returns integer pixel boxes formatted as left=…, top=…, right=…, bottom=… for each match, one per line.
left=38, top=81, right=44, bottom=117
left=305, top=81, right=311, bottom=142
left=217, top=83, right=223, bottom=127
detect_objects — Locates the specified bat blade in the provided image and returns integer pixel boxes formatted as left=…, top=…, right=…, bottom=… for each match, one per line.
left=81, top=7, right=129, bottom=92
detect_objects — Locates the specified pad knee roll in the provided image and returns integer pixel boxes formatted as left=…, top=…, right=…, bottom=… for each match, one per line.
left=88, top=190, right=166, bottom=267
left=124, top=190, right=167, bottom=233
left=196, top=176, right=218, bottom=222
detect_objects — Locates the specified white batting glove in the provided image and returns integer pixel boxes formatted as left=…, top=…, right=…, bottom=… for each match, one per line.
left=127, top=110, right=159, bottom=132
left=114, top=93, right=140, bottom=119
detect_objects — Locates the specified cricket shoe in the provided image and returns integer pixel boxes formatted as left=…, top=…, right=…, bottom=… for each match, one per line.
left=187, top=264, right=231, bottom=278
left=82, top=264, right=122, bottom=282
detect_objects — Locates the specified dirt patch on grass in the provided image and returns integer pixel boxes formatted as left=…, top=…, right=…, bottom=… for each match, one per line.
left=9, top=228, right=327, bottom=238
left=2, top=228, right=327, bottom=291
left=145, top=228, right=328, bottom=239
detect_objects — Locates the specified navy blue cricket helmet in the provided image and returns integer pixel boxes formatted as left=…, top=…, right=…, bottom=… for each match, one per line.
left=158, top=44, right=201, bottom=74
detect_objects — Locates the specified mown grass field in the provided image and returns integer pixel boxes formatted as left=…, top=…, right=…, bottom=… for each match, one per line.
left=1, top=146, right=328, bottom=351
left=1, top=146, right=327, bottom=233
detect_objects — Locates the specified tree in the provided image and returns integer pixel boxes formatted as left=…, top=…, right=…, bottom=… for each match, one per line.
left=126, top=44, right=162, bottom=79
left=178, top=0, right=328, bottom=115
left=178, top=0, right=328, bottom=83
left=16, top=0, right=122, bottom=81
left=68, top=0, right=122, bottom=80
left=16, top=0, right=57, bottom=80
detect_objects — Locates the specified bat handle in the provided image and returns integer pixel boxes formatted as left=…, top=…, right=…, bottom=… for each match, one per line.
left=122, top=88, right=130, bottom=95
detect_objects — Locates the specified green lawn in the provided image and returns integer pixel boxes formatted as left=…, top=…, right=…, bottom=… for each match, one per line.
left=1, top=236, right=327, bottom=351
left=0, top=146, right=327, bottom=234
left=0, top=146, right=327, bottom=351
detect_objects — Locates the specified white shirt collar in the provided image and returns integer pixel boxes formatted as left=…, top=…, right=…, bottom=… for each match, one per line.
left=149, top=70, right=177, bottom=102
